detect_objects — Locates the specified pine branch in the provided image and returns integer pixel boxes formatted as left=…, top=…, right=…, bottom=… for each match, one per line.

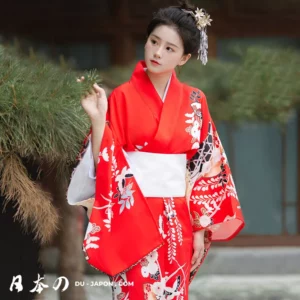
left=0, top=45, right=101, bottom=171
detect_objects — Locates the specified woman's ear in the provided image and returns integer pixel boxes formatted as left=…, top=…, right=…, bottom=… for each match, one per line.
left=178, top=53, right=192, bottom=66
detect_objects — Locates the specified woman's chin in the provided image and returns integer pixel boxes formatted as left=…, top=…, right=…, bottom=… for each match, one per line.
left=145, top=64, right=164, bottom=74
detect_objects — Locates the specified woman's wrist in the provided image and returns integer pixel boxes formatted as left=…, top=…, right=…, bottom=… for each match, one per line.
left=195, top=229, right=206, bottom=236
left=90, top=112, right=106, bottom=125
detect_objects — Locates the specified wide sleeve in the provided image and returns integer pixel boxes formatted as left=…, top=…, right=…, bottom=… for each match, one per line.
left=66, top=127, right=95, bottom=217
left=66, top=91, right=121, bottom=216
left=187, top=91, right=245, bottom=241
left=106, top=90, right=127, bottom=148
left=80, top=91, right=163, bottom=276
left=66, top=90, right=126, bottom=214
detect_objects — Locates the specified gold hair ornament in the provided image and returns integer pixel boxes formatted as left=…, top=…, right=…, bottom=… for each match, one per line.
left=182, top=8, right=213, bottom=65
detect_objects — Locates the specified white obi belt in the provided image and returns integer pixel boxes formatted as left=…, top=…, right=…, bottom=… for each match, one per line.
left=67, top=140, right=187, bottom=205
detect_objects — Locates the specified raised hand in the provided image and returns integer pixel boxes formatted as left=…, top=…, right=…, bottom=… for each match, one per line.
left=77, top=76, right=108, bottom=121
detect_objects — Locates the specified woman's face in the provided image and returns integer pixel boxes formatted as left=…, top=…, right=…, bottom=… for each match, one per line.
left=144, top=25, right=191, bottom=74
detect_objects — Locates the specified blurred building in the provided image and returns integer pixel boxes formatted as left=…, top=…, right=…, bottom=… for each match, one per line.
left=0, top=0, right=299, bottom=247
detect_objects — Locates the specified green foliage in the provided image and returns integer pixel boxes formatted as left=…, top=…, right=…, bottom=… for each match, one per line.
left=226, top=46, right=300, bottom=123
left=0, top=45, right=100, bottom=168
left=100, top=62, right=137, bottom=88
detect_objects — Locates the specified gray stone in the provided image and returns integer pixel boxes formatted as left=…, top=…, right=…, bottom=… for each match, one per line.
left=198, top=247, right=300, bottom=275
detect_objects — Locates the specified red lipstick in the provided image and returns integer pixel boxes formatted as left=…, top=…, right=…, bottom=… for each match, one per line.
left=150, top=60, right=161, bottom=66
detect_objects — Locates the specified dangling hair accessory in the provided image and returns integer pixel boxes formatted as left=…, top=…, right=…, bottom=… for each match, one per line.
left=182, top=8, right=212, bottom=65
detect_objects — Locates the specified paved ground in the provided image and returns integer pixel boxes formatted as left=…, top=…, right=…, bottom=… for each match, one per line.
left=38, top=247, right=300, bottom=299
left=40, top=274, right=300, bottom=300
left=41, top=247, right=300, bottom=276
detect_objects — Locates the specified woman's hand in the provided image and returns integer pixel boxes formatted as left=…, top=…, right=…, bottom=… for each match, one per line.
left=77, top=76, right=108, bottom=121
left=190, top=229, right=206, bottom=272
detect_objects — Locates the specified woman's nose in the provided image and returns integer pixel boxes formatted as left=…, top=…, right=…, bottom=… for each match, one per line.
left=154, top=48, right=162, bottom=58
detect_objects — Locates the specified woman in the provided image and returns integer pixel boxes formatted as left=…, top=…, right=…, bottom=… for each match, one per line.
left=68, top=1, right=245, bottom=299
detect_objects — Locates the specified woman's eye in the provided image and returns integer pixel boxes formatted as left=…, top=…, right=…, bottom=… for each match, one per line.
left=166, top=47, right=174, bottom=52
left=151, top=40, right=157, bottom=45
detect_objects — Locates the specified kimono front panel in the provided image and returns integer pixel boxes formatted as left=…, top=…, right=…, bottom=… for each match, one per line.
left=107, top=66, right=195, bottom=155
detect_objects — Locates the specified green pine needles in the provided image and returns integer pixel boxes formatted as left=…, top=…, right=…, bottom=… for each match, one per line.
left=0, top=44, right=101, bottom=243
left=0, top=45, right=100, bottom=168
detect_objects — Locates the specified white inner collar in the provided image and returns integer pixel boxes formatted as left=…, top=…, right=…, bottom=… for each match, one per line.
left=144, top=68, right=172, bottom=102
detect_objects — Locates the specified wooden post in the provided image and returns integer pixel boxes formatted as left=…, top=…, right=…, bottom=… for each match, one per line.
left=110, top=0, right=136, bottom=66
left=42, top=168, right=87, bottom=300
left=208, top=34, right=217, bottom=58
left=297, top=112, right=300, bottom=234
left=111, top=34, right=136, bottom=66
left=281, top=127, right=288, bottom=235
left=56, top=178, right=87, bottom=300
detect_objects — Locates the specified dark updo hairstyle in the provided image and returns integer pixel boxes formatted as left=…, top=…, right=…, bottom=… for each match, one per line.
left=146, top=0, right=201, bottom=57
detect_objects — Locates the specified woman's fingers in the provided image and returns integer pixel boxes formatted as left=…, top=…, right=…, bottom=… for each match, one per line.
left=93, top=83, right=101, bottom=91
left=199, top=247, right=204, bottom=259
left=89, top=88, right=96, bottom=96
left=191, top=246, right=205, bottom=272
left=191, top=249, right=200, bottom=265
left=78, top=79, right=104, bottom=103
left=191, top=256, right=202, bottom=272
left=92, top=83, right=105, bottom=96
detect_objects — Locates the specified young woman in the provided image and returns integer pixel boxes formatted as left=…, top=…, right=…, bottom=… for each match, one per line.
left=68, top=1, right=245, bottom=299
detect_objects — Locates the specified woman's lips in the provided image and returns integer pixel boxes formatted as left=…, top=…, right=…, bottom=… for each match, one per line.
left=150, top=60, right=161, bottom=66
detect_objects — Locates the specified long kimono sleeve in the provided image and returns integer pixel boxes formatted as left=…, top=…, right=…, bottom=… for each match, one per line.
left=70, top=90, right=164, bottom=276
left=187, top=91, right=245, bottom=241
left=66, top=91, right=126, bottom=216
left=106, top=91, right=127, bottom=147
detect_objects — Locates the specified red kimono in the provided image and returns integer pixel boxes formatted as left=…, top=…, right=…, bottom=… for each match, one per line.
left=68, top=61, right=245, bottom=300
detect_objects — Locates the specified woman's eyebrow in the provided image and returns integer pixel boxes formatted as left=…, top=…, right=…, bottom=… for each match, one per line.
left=151, top=34, right=179, bottom=48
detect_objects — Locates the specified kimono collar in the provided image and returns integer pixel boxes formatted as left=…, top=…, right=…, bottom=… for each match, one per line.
left=131, top=61, right=178, bottom=92
left=143, top=67, right=171, bottom=103
left=130, top=61, right=181, bottom=114
left=130, top=61, right=184, bottom=152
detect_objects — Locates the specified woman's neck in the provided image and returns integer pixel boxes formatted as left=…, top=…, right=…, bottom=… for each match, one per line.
left=146, top=70, right=172, bottom=100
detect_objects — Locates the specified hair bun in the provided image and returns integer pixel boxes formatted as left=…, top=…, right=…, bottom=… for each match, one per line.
left=177, top=0, right=195, bottom=11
